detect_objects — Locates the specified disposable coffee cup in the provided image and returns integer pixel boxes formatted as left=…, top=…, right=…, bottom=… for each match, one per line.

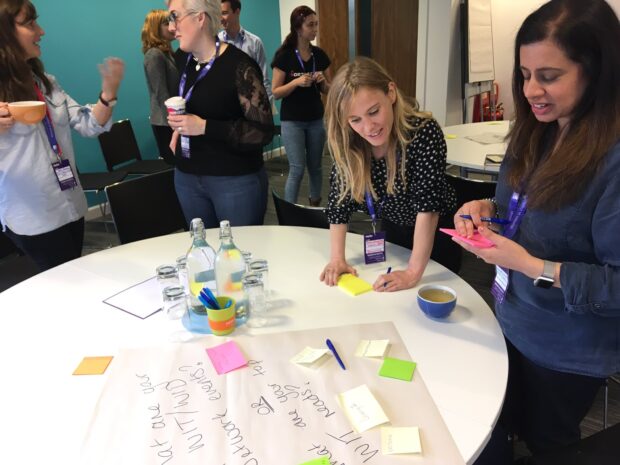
left=164, top=96, right=186, bottom=115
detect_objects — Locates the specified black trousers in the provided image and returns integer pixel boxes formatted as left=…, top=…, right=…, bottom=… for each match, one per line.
left=4, top=218, right=85, bottom=272
left=381, top=215, right=462, bottom=273
left=474, top=339, right=605, bottom=464
left=151, top=124, right=176, bottom=165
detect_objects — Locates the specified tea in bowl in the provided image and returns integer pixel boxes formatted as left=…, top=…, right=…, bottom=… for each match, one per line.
left=417, top=285, right=457, bottom=318
left=7, top=101, right=47, bottom=125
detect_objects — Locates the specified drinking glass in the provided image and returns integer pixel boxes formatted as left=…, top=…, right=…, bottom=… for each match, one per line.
left=156, top=264, right=179, bottom=293
left=242, top=273, right=267, bottom=328
left=162, top=285, right=187, bottom=320
left=248, top=259, right=269, bottom=296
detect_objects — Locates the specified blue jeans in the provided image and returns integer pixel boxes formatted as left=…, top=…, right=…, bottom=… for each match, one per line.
left=174, top=168, right=268, bottom=229
left=280, top=119, right=325, bottom=203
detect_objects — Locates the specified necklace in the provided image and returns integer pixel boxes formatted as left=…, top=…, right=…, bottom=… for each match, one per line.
left=193, top=56, right=211, bottom=71
left=192, top=41, right=221, bottom=71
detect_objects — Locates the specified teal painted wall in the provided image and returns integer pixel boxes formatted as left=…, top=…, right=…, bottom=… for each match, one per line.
left=35, top=0, right=281, bottom=203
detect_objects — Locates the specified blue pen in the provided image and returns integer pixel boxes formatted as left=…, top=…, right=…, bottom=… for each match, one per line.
left=326, top=338, right=346, bottom=370
left=384, top=266, right=392, bottom=288
left=460, top=214, right=510, bottom=225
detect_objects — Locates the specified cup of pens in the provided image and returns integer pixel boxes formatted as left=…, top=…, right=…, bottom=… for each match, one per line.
left=199, top=287, right=236, bottom=335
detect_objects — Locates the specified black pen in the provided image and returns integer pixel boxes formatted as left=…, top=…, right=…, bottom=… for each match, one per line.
left=460, top=214, right=510, bottom=225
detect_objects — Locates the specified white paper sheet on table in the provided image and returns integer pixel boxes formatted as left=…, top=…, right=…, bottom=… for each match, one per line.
left=102, top=276, right=162, bottom=319
left=465, top=133, right=506, bottom=145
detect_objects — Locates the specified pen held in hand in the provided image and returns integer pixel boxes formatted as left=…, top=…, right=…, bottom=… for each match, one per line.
left=459, top=214, right=510, bottom=225
left=383, top=266, right=392, bottom=288
left=326, top=338, right=346, bottom=370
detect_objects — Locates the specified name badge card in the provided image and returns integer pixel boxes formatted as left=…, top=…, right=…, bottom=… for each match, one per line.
left=52, top=159, right=77, bottom=191
left=364, top=231, right=386, bottom=264
left=491, top=265, right=509, bottom=303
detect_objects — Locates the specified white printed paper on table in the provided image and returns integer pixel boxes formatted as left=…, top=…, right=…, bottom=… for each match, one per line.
left=80, top=322, right=465, bottom=465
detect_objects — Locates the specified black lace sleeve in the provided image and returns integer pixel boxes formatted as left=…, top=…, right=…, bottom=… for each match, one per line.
left=227, top=59, right=274, bottom=151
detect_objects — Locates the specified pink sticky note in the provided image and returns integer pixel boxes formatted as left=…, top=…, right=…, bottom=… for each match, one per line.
left=440, top=228, right=495, bottom=248
left=206, top=341, right=248, bottom=375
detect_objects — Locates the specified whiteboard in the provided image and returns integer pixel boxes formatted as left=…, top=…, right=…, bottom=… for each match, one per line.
left=466, top=0, right=495, bottom=83
left=80, top=322, right=465, bottom=464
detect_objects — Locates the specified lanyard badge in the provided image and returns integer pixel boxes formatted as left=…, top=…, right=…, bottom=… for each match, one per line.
left=178, top=39, right=220, bottom=158
left=34, top=83, right=77, bottom=191
left=491, top=192, right=528, bottom=303
left=363, top=192, right=386, bottom=264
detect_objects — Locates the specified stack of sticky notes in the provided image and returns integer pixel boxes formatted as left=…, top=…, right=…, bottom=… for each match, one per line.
left=298, top=458, right=331, bottom=465
left=337, top=273, right=373, bottom=296
left=206, top=341, right=248, bottom=375
left=381, top=426, right=422, bottom=455
left=290, top=346, right=332, bottom=369
left=379, top=357, right=416, bottom=382
left=73, top=356, right=114, bottom=375
left=355, top=339, right=390, bottom=358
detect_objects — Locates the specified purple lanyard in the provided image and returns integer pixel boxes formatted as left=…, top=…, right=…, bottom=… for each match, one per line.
left=294, top=48, right=315, bottom=74
left=34, top=83, right=62, bottom=160
left=365, top=192, right=386, bottom=231
left=178, top=38, right=220, bottom=101
left=503, top=191, right=528, bottom=239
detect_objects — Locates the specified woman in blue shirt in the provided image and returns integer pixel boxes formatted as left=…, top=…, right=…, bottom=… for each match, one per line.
left=453, top=1, right=620, bottom=463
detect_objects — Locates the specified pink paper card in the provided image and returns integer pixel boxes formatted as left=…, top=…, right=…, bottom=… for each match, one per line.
left=206, top=341, right=248, bottom=375
left=439, top=228, right=495, bottom=248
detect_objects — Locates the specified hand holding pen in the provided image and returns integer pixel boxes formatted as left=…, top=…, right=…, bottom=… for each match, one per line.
left=454, top=199, right=500, bottom=238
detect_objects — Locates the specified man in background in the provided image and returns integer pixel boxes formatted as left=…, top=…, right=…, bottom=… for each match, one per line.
left=219, top=0, right=273, bottom=105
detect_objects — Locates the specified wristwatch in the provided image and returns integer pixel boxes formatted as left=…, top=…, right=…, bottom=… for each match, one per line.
left=98, top=92, right=117, bottom=107
left=533, top=260, right=555, bottom=288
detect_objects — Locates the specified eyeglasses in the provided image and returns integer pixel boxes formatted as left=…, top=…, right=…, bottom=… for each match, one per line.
left=166, top=10, right=196, bottom=25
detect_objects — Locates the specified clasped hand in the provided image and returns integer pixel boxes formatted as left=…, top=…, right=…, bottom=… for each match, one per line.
left=0, top=102, right=14, bottom=134
left=167, top=114, right=206, bottom=136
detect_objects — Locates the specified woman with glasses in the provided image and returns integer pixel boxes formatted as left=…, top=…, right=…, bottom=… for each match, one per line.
left=165, top=0, right=274, bottom=228
left=0, top=0, right=124, bottom=271
left=452, top=1, right=620, bottom=463
left=271, top=5, right=332, bottom=206
left=141, top=9, right=178, bottom=165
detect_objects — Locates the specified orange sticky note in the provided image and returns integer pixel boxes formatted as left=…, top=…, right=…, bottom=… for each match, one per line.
left=73, top=356, right=114, bottom=375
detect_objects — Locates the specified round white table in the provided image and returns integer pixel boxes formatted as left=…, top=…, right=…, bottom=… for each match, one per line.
left=0, top=226, right=507, bottom=464
left=444, top=121, right=510, bottom=175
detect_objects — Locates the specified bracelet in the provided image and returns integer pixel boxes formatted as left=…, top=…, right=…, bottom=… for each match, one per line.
left=485, top=197, right=498, bottom=216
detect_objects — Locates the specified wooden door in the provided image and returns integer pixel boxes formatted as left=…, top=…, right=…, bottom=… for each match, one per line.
left=316, top=0, right=349, bottom=76
left=370, top=0, right=418, bottom=98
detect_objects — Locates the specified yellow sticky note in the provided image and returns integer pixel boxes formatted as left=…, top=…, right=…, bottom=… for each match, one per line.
left=445, top=134, right=457, bottom=139
left=381, top=426, right=422, bottom=454
left=73, top=356, right=114, bottom=375
left=337, top=273, right=373, bottom=296
left=338, top=384, right=389, bottom=432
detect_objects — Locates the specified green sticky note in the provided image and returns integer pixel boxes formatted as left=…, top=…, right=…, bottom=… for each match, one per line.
left=379, top=357, right=416, bottom=382
left=298, top=458, right=331, bottom=465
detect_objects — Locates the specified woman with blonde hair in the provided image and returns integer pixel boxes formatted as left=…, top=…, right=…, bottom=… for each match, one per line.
left=320, top=57, right=459, bottom=291
left=142, top=9, right=178, bottom=164
left=165, top=0, right=273, bottom=227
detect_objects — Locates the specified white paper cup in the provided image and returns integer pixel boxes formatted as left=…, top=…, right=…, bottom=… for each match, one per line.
left=164, top=96, right=186, bottom=115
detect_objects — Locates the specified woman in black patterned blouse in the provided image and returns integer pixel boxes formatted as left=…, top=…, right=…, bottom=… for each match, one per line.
left=166, top=0, right=273, bottom=228
left=320, top=57, right=460, bottom=291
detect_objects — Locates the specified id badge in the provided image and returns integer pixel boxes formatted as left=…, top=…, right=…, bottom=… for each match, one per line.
left=180, top=135, right=190, bottom=158
left=491, top=265, right=509, bottom=303
left=364, top=231, right=386, bottom=264
left=52, top=159, right=78, bottom=191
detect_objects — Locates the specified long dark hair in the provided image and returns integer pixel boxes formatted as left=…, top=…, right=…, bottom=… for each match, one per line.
left=507, top=0, right=620, bottom=210
left=271, top=5, right=315, bottom=68
left=0, top=0, right=51, bottom=100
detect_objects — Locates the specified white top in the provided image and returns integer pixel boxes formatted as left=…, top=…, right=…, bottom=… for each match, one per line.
left=0, top=74, right=111, bottom=235
left=443, top=121, right=510, bottom=172
left=0, top=226, right=507, bottom=464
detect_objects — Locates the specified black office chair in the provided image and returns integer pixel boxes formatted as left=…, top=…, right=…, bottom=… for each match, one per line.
left=105, top=169, right=188, bottom=244
left=446, top=172, right=497, bottom=207
left=272, top=189, right=329, bottom=229
left=524, top=422, right=620, bottom=465
left=98, top=119, right=171, bottom=175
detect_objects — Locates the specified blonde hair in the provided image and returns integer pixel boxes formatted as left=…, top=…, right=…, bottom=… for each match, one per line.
left=166, top=0, right=221, bottom=37
left=325, top=57, right=431, bottom=204
left=141, top=9, right=172, bottom=54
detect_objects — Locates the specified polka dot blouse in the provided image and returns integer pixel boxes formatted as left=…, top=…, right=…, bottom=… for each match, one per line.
left=326, top=117, right=457, bottom=226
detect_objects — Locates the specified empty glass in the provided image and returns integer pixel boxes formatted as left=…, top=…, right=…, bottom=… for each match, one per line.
left=242, top=273, right=267, bottom=328
left=241, top=251, right=253, bottom=273
left=248, top=259, right=269, bottom=296
left=175, top=256, right=189, bottom=296
left=156, top=264, right=179, bottom=293
left=162, top=285, right=187, bottom=320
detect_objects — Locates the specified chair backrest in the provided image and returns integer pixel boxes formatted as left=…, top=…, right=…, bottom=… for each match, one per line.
left=446, top=173, right=497, bottom=207
left=272, top=190, right=329, bottom=229
left=98, top=119, right=143, bottom=171
left=105, top=169, right=187, bottom=244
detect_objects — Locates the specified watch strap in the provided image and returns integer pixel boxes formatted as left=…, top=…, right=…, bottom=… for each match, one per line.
left=98, top=92, right=117, bottom=107
left=541, top=260, right=555, bottom=280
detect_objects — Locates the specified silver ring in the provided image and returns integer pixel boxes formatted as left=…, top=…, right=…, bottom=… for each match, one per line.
left=177, top=127, right=182, bottom=133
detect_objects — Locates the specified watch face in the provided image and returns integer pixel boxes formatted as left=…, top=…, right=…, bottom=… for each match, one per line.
left=533, top=276, right=554, bottom=288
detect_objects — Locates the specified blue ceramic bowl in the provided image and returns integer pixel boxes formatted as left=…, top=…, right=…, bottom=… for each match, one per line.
left=417, top=285, right=457, bottom=318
